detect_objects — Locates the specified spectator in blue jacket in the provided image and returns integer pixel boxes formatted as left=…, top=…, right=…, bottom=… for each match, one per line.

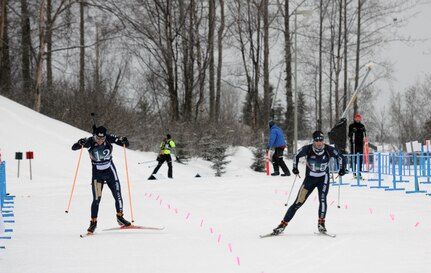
left=267, top=121, right=291, bottom=176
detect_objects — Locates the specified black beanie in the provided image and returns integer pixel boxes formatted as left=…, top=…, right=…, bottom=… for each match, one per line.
left=269, top=121, right=275, bottom=128
left=312, top=130, right=324, bottom=141
left=94, top=126, right=107, bottom=138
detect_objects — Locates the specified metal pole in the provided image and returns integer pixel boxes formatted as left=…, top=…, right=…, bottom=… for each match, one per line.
left=293, top=13, right=298, bottom=153
left=341, top=64, right=372, bottom=119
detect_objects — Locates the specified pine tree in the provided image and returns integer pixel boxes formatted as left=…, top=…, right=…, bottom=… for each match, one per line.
left=211, top=145, right=230, bottom=177
left=250, top=147, right=266, bottom=172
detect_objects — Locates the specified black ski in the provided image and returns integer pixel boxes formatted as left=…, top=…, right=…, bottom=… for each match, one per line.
left=259, top=232, right=281, bottom=238
left=103, top=225, right=165, bottom=231
left=314, top=232, right=336, bottom=238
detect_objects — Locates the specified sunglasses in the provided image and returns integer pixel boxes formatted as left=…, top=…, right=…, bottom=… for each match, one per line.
left=314, top=139, right=323, bottom=142
left=95, top=135, right=106, bottom=141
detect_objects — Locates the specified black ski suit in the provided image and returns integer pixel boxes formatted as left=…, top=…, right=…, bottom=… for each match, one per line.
left=72, top=135, right=128, bottom=219
left=283, top=144, right=346, bottom=222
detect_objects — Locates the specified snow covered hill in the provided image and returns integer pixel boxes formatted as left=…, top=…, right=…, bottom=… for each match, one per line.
left=1, top=95, right=430, bottom=273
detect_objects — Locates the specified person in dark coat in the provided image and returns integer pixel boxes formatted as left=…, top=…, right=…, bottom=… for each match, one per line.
left=348, top=114, right=366, bottom=177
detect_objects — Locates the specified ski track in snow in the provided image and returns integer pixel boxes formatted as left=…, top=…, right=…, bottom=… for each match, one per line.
left=1, top=95, right=431, bottom=273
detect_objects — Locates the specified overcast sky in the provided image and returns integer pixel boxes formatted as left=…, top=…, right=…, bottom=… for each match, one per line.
left=377, top=0, right=431, bottom=105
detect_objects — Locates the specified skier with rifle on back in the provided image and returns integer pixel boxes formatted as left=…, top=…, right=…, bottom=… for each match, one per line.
left=270, top=131, right=347, bottom=236
left=149, top=134, right=176, bottom=179
left=71, top=125, right=131, bottom=234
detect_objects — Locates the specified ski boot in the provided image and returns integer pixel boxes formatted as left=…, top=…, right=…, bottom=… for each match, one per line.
left=318, top=218, right=327, bottom=233
left=271, top=172, right=280, bottom=176
left=272, top=220, right=288, bottom=235
left=87, top=218, right=97, bottom=233
left=281, top=170, right=291, bottom=177
left=116, top=213, right=132, bottom=227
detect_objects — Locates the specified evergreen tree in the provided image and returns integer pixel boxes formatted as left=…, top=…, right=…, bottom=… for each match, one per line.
left=297, top=91, right=311, bottom=139
left=211, top=144, right=230, bottom=177
left=271, top=101, right=286, bottom=129
left=242, top=92, right=253, bottom=126
left=250, top=146, right=266, bottom=172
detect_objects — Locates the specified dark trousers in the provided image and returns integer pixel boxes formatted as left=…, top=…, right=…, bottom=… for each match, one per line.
left=350, top=142, right=364, bottom=172
left=90, top=165, right=124, bottom=218
left=272, top=147, right=290, bottom=174
left=283, top=172, right=330, bottom=222
left=153, top=154, right=173, bottom=178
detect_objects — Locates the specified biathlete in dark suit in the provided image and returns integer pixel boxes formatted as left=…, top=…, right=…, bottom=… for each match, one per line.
left=72, top=126, right=131, bottom=234
left=272, top=131, right=347, bottom=235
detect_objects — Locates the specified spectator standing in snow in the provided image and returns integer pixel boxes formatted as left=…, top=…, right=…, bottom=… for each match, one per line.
left=150, top=134, right=176, bottom=179
left=71, top=126, right=131, bottom=234
left=348, top=114, right=366, bottom=178
left=272, top=131, right=346, bottom=235
left=267, top=121, right=291, bottom=176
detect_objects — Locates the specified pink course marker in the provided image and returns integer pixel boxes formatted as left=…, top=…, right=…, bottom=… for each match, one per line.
left=228, top=243, right=233, bottom=253
left=390, top=213, right=395, bottom=221
left=185, top=212, right=190, bottom=220
left=369, top=208, right=373, bottom=214
left=345, top=204, right=348, bottom=209
left=329, top=200, right=334, bottom=206
left=159, top=199, right=163, bottom=206
left=200, top=219, right=204, bottom=227
left=155, top=195, right=160, bottom=200
left=414, top=222, right=420, bottom=228
left=217, top=234, right=221, bottom=243
left=210, top=227, right=214, bottom=234
left=236, top=256, right=241, bottom=266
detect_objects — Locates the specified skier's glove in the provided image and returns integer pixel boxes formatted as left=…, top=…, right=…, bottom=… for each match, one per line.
left=292, top=167, right=299, bottom=175
left=120, top=137, right=129, bottom=147
left=78, top=138, right=87, bottom=145
left=338, top=168, right=346, bottom=176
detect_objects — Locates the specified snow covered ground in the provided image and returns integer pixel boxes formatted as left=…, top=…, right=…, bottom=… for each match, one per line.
left=1, top=95, right=431, bottom=273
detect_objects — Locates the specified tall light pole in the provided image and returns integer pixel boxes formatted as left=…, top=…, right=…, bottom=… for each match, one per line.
left=293, top=9, right=312, bottom=153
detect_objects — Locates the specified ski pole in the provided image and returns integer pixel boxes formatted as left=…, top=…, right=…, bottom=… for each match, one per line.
left=138, top=160, right=156, bottom=165
left=284, top=174, right=300, bottom=206
left=123, top=144, right=135, bottom=224
left=65, top=145, right=84, bottom=213
left=335, top=173, right=341, bottom=208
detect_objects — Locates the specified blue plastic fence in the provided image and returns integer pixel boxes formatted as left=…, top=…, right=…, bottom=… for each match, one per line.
left=329, top=150, right=431, bottom=196
left=1, top=161, right=15, bottom=249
